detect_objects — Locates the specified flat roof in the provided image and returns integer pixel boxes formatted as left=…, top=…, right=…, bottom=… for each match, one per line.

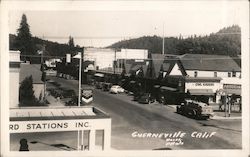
left=20, top=64, right=43, bottom=84
left=10, top=106, right=110, bottom=121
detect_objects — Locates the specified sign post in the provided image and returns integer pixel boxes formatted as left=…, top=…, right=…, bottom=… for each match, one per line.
left=73, top=52, right=83, bottom=150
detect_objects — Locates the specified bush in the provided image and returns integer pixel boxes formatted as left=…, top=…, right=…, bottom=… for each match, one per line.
left=19, top=76, right=46, bottom=107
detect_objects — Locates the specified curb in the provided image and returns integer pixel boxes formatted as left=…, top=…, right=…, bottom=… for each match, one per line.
left=167, top=105, right=241, bottom=120
left=210, top=115, right=241, bottom=120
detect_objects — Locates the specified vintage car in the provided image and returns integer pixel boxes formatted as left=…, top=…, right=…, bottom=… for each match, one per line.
left=176, top=99, right=214, bottom=120
left=102, top=83, right=112, bottom=92
left=138, top=93, right=155, bottom=104
left=109, top=85, right=125, bottom=94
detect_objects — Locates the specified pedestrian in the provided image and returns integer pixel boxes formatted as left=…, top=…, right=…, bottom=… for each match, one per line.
left=219, top=97, right=223, bottom=111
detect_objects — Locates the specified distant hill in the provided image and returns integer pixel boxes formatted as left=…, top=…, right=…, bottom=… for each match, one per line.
left=9, top=34, right=83, bottom=61
left=108, top=25, right=241, bottom=57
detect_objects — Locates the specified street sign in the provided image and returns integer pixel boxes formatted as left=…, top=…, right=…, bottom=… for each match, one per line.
left=81, top=89, right=93, bottom=104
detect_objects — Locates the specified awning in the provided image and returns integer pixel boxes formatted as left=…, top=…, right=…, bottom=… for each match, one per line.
left=188, top=89, right=214, bottom=95
left=160, top=86, right=177, bottom=92
left=224, top=89, right=241, bottom=95
left=94, top=73, right=104, bottom=77
left=130, top=65, right=141, bottom=71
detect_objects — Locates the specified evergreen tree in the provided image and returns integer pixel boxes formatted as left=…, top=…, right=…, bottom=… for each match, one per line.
left=19, top=76, right=37, bottom=106
left=15, top=14, right=35, bottom=61
left=68, top=36, right=75, bottom=54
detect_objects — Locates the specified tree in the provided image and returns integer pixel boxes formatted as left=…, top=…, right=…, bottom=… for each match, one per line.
left=15, top=14, right=35, bottom=61
left=19, top=76, right=37, bottom=106
left=68, top=36, right=75, bottom=54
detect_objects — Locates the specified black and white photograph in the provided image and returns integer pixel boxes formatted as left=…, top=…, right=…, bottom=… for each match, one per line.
left=0, top=0, right=249, bottom=157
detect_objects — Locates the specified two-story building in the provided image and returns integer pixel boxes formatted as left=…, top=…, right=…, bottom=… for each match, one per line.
left=162, top=54, right=241, bottom=103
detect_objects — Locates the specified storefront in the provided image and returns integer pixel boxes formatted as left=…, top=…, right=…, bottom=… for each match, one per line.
left=184, top=77, right=222, bottom=103
left=9, top=106, right=111, bottom=151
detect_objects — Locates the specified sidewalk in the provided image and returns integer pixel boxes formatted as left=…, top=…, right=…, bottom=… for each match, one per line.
left=46, top=95, right=65, bottom=107
left=167, top=104, right=241, bottom=120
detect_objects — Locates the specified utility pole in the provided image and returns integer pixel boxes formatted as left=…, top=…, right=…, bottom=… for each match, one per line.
left=114, top=49, right=116, bottom=74
left=42, top=35, right=46, bottom=101
left=162, top=23, right=165, bottom=55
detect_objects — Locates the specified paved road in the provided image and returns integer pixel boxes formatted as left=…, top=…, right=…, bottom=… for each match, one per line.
left=10, top=77, right=242, bottom=151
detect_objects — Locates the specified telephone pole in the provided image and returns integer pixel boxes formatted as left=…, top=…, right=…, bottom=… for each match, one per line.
left=162, top=23, right=165, bottom=55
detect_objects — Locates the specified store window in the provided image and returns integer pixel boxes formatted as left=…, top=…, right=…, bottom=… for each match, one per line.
left=214, top=72, right=217, bottom=77
left=194, top=71, right=198, bottom=77
left=228, top=72, right=231, bottom=77
left=232, top=71, right=236, bottom=77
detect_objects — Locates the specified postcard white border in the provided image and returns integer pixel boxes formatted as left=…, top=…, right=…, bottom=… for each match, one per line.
left=1, top=0, right=249, bottom=157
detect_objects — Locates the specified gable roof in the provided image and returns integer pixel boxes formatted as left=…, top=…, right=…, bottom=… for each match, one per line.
left=178, top=54, right=241, bottom=72
left=150, top=54, right=166, bottom=78
left=20, top=64, right=43, bottom=84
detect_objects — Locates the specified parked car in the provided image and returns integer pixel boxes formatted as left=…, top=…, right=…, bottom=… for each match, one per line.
left=110, top=85, right=125, bottom=94
left=102, top=83, right=112, bottom=91
left=138, top=93, right=155, bottom=104
left=176, top=99, right=214, bottom=120
left=95, top=82, right=104, bottom=89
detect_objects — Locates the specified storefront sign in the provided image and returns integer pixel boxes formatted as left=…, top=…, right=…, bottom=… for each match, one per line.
left=9, top=119, right=110, bottom=133
left=195, top=83, right=214, bottom=86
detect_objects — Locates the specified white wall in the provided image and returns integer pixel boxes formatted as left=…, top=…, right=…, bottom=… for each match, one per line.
left=116, top=49, right=148, bottom=60
left=84, top=48, right=148, bottom=70
left=169, top=63, right=182, bottom=76
left=84, top=48, right=115, bottom=70
left=185, top=82, right=222, bottom=93
left=186, top=70, right=241, bottom=78
left=33, top=84, right=45, bottom=100
left=9, top=68, right=20, bottom=108
left=9, top=51, right=21, bottom=108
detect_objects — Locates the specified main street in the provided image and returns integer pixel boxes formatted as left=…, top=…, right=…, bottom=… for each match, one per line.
left=10, top=76, right=242, bottom=150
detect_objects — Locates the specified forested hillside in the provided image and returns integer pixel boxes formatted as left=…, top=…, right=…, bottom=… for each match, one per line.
left=10, top=34, right=82, bottom=58
left=109, top=25, right=241, bottom=57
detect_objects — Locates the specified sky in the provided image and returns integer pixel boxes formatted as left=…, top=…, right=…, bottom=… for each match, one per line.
left=8, top=1, right=244, bottom=47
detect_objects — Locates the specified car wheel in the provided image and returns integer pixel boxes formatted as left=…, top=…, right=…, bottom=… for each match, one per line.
left=176, top=107, right=180, bottom=113
left=192, top=110, right=197, bottom=119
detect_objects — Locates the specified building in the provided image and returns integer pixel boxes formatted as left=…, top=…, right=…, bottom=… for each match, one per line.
left=9, top=106, right=111, bottom=151
left=116, top=49, right=148, bottom=60
left=162, top=54, right=241, bottom=103
left=19, top=64, right=45, bottom=101
left=84, top=48, right=115, bottom=70
left=84, top=48, right=148, bottom=71
left=9, top=50, right=21, bottom=108
left=45, top=58, right=61, bottom=68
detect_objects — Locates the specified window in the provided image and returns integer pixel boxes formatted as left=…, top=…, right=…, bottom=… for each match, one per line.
left=232, top=71, right=236, bottom=77
left=194, top=71, right=198, bottom=77
left=228, top=72, right=231, bottom=77
left=214, top=72, right=217, bottom=77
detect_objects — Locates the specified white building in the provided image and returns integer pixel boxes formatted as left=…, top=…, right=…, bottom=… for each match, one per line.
left=116, top=49, right=148, bottom=60
left=9, top=50, right=21, bottom=108
left=162, top=54, right=241, bottom=103
left=84, top=48, right=148, bottom=71
left=84, top=48, right=115, bottom=70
